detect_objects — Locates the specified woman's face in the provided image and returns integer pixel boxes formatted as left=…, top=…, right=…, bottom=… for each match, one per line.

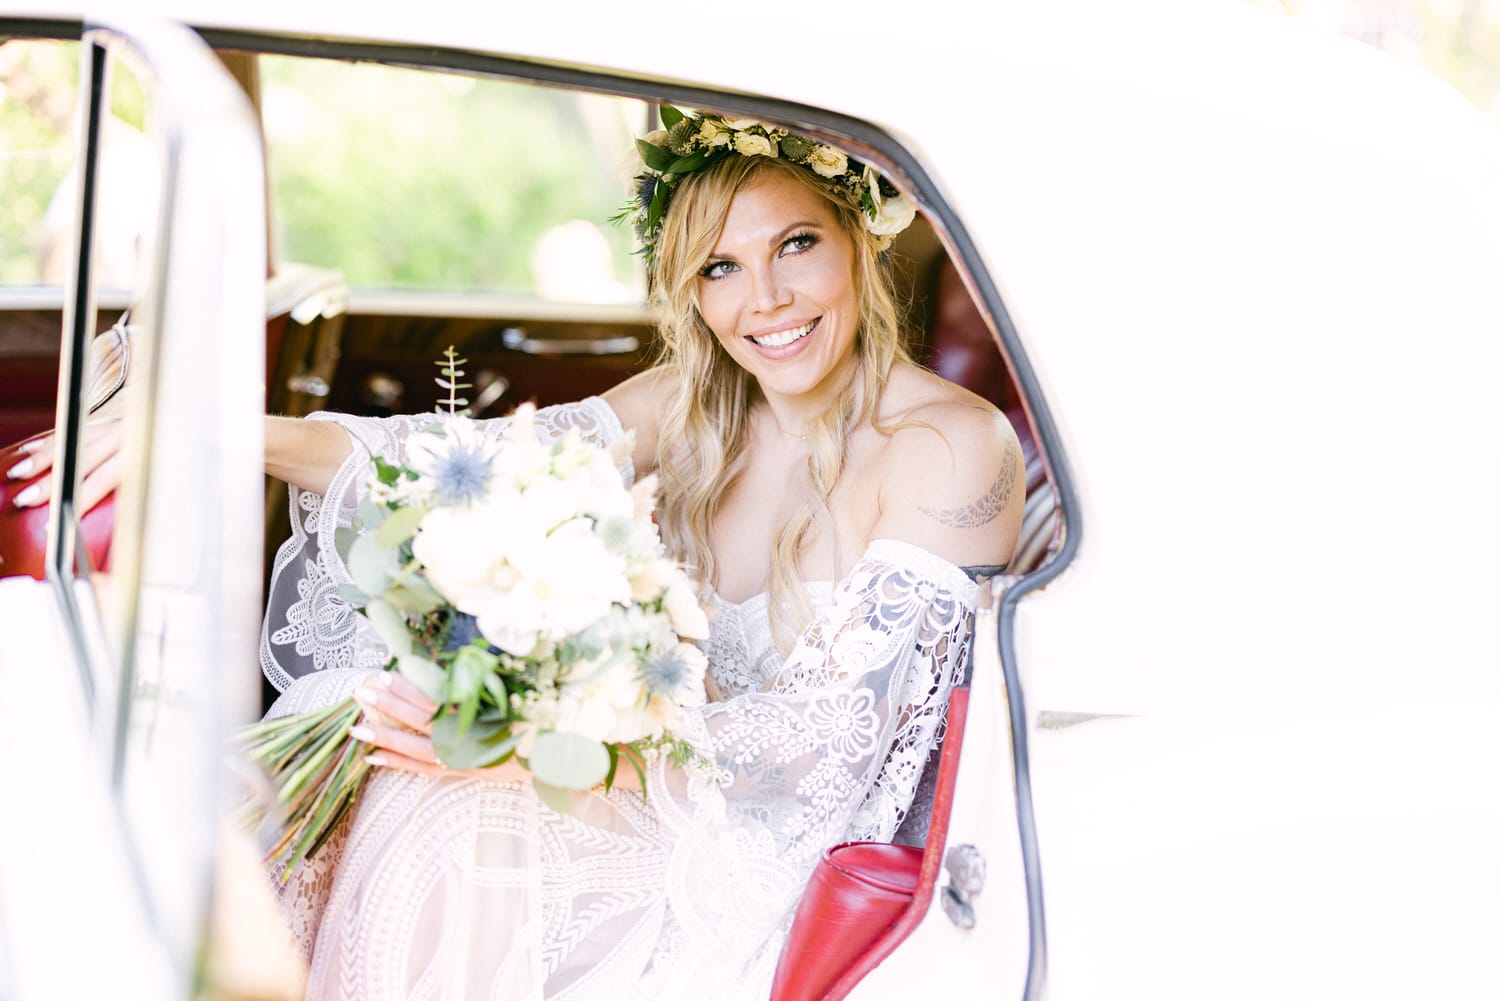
left=694, top=169, right=860, bottom=406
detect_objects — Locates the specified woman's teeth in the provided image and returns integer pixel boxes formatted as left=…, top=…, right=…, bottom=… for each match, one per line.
left=749, top=318, right=817, bottom=348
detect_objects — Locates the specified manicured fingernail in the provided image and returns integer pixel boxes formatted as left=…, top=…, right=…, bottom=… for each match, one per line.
left=19, top=439, right=44, bottom=454
left=12, top=484, right=41, bottom=509
left=353, top=687, right=378, bottom=707
left=372, top=673, right=393, bottom=689
left=348, top=725, right=374, bottom=743
left=6, top=458, right=33, bottom=481
left=364, top=753, right=387, bottom=767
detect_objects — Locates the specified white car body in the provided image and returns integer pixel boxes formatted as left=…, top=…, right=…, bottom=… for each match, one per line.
left=2, top=2, right=1497, bottom=999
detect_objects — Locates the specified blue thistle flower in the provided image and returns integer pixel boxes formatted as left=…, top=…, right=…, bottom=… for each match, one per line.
left=641, top=648, right=692, bottom=700
left=443, top=613, right=488, bottom=652
left=431, top=445, right=491, bottom=505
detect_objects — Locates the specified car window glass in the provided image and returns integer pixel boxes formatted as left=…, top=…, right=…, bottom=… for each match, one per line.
left=261, top=56, right=648, bottom=303
left=0, top=38, right=148, bottom=290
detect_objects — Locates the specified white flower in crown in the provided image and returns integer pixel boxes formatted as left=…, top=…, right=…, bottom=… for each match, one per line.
left=732, top=131, right=777, bottom=158
left=806, top=144, right=848, bottom=179
left=722, top=117, right=764, bottom=131
left=694, top=118, right=728, bottom=147
left=863, top=164, right=916, bottom=237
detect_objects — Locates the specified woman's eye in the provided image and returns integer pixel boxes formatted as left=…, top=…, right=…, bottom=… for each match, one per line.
left=781, top=233, right=818, bottom=256
left=699, top=260, right=738, bottom=280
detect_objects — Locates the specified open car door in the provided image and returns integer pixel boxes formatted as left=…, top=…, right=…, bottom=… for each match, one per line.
left=0, top=15, right=283, bottom=1000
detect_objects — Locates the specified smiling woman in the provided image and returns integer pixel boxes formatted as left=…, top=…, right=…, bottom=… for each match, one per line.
left=253, top=104, right=1024, bottom=999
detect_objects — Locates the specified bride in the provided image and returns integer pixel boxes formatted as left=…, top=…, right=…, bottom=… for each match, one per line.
left=29, top=114, right=1024, bottom=999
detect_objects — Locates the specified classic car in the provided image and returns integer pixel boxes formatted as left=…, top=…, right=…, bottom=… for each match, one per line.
left=1, top=2, right=1497, bottom=999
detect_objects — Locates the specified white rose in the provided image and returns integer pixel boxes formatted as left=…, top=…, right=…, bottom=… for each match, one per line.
left=698, top=119, right=731, bottom=147
left=642, top=129, right=668, bottom=147
left=629, top=557, right=678, bottom=602
left=722, top=118, right=763, bottom=131
left=807, top=144, right=848, bottom=179
left=862, top=166, right=916, bottom=237
left=732, top=132, right=775, bottom=158
left=662, top=576, right=710, bottom=640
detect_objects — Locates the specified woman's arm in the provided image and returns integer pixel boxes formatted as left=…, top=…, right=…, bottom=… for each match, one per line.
left=10, top=413, right=354, bottom=509
left=601, top=366, right=671, bottom=477
left=265, top=414, right=353, bottom=496
left=872, top=401, right=1025, bottom=571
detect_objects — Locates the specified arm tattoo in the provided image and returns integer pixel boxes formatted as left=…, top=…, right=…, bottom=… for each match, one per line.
left=919, top=439, right=1021, bottom=529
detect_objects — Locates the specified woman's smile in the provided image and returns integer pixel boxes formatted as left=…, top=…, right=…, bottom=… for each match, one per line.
left=746, top=316, right=820, bottom=353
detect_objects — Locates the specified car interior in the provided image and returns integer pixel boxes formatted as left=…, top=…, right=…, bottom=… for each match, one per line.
left=0, top=30, right=1058, bottom=1001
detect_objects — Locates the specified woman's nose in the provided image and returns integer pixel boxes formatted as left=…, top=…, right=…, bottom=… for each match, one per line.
left=749, top=267, right=793, bottom=313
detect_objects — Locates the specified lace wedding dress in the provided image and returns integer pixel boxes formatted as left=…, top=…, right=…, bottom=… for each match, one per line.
left=260, top=398, right=979, bottom=1001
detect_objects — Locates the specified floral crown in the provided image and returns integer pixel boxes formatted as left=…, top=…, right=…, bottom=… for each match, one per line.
left=617, top=106, right=917, bottom=270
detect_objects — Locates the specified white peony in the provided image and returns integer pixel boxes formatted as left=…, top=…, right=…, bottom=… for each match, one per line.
left=698, top=119, right=731, bottom=147
left=806, top=144, right=848, bottom=179
left=732, top=132, right=776, bottom=158
left=411, top=501, right=524, bottom=611
left=471, top=517, right=629, bottom=655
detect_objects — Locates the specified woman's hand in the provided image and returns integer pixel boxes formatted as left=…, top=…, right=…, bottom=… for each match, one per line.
left=6, top=419, right=124, bottom=512
left=349, top=673, right=530, bottom=782
left=349, top=673, right=645, bottom=794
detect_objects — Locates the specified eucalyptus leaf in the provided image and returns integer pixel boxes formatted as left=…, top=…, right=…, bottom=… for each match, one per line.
left=528, top=731, right=610, bottom=790
left=431, top=713, right=517, bottom=769
left=334, top=526, right=359, bottom=566
left=363, top=599, right=414, bottom=658
left=636, top=139, right=674, bottom=172
left=387, top=579, right=444, bottom=616
left=376, top=503, right=429, bottom=548
left=348, top=532, right=398, bottom=596
left=659, top=104, right=684, bottom=129
left=356, top=498, right=389, bottom=532
left=336, top=583, right=370, bottom=608
left=396, top=652, right=445, bottom=702
left=531, top=778, right=576, bottom=815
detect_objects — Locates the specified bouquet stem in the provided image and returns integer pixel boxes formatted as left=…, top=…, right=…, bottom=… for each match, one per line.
left=239, top=697, right=373, bottom=880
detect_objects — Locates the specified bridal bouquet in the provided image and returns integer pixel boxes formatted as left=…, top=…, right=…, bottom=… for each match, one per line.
left=242, top=352, right=710, bottom=876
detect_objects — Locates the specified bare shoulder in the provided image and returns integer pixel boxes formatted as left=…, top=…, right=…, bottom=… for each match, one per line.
left=870, top=364, right=1024, bottom=569
left=602, top=366, right=674, bottom=473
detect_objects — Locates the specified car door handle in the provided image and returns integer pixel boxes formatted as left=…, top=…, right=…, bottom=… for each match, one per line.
left=501, top=326, right=639, bottom=356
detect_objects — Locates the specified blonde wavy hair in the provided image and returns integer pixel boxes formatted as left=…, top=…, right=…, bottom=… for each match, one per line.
left=650, top=154, right=911, bottom=654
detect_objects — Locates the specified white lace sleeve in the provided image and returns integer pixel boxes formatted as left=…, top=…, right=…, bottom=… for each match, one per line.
left=259, top=397, right=632, bottom=691
left=639, top=539, right=977, bottom=996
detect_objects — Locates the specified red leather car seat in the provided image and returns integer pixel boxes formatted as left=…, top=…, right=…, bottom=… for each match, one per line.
left=0, top=322, right=130, bottom=579
left=771, top=688, right=970, bottom=1001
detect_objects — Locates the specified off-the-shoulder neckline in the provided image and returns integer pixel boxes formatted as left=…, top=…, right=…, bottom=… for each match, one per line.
left=711, top=538, right=980, bottom=610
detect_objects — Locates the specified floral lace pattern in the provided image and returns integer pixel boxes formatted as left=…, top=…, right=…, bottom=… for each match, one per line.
left=259, top=401, right=977, bottom=1000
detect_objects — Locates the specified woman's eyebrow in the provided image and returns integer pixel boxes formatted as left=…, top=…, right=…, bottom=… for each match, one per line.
left=704, top=220, right=826, bottom=265
left=770, top=220, right=822, bottom=245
